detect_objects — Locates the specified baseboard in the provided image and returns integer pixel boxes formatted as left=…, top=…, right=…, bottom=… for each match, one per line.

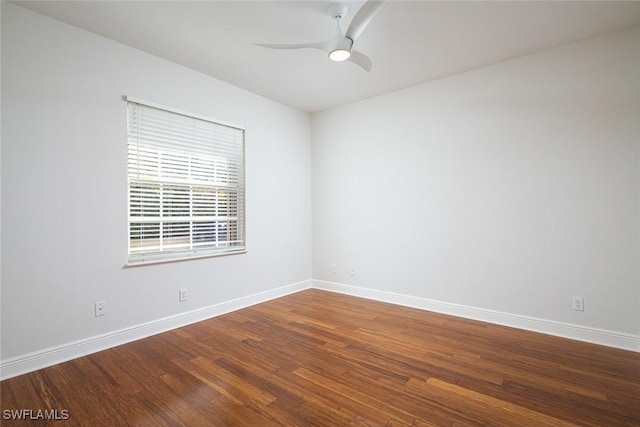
left=0, top=280, right=312, bottom=381
left=312, top=279, right=640, bottom=353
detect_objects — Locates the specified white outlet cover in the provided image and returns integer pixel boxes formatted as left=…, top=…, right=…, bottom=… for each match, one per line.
left=572, top=297, right=584, bottom=311
left=95, top=301, right=106, bottom=317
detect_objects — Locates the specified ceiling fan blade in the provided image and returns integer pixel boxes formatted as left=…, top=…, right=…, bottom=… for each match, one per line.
left=347, top=50, right=373, bottom=72
left=255, top=39, right=332, bottom=52
left=345, top=0, right=386, bottom=43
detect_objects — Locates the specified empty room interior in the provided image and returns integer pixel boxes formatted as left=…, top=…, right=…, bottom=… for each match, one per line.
left=1, top=0, right=639, bottom=425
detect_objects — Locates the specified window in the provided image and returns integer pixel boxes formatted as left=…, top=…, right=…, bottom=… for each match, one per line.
left=126, top=98, right=245, bottom=264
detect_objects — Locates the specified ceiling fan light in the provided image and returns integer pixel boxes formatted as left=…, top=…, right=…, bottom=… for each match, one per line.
left=329, top=49, right=351, bottom=62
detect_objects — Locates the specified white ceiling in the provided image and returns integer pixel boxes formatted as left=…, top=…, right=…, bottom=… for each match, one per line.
left=13, top=1, right=640, bottom=113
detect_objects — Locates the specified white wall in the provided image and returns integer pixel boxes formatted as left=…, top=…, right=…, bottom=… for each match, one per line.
left=312, top=26, right=640, bottom=339
left=1, top=3, right=311, bottom=365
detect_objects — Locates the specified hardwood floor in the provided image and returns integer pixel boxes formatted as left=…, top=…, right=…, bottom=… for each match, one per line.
left=1, top=289, right=639, bottom=426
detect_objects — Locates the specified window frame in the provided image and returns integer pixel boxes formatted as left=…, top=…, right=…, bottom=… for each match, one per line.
left=125, top=96, right=246, bottom=266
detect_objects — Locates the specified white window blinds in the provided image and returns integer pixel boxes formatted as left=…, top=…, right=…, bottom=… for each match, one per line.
left=127, top=98, right=245, bottom=264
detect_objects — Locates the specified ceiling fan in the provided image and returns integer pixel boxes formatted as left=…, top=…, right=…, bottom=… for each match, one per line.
left=256, top=1, right=386, bottom=72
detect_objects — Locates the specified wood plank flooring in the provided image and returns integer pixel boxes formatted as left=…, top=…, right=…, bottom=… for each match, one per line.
left=1, top=289, right=639, bottom=426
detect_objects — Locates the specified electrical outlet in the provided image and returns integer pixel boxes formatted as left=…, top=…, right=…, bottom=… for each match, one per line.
left=572, top=297, right=584, bottom=311
left=95, top=301, right=106, bottom=317
left=350, top=266, right=355, bottom=276
left=179, top=289, right=187, bottom=302
left=331, top=264, right=337, bottom=273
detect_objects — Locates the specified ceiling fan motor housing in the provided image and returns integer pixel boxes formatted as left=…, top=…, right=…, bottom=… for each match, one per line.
left=334, top=37, right=353, bottom=51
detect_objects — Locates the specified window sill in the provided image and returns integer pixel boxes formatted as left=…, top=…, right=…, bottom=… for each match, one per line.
left=124, top=249, right=247, bottom=268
